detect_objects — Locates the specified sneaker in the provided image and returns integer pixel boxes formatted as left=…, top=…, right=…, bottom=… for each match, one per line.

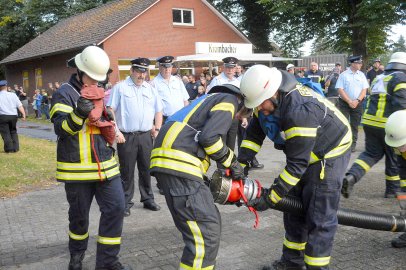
left=68, top=252, right=84, bottom=270
left=96, top=261, right=133, bottom=270
left=262, top=260, right=306, bottom=270
left=341, top=174, right=356, bottom=198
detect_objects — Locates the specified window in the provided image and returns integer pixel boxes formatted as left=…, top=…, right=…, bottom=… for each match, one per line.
left=22, top=70, right=29, bottom=90
left=35, top=68, right=43, bottom=89
left=172, top=8, right=194, bottom=26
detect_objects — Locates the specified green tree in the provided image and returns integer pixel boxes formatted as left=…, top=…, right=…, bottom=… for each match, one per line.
left=209, top=0, right=273, bottom=53
left=259, top=0, right=405, bottom=63
left=0, top=0, right=114, bottom=77
left=391, top=35, right=406, bottom=52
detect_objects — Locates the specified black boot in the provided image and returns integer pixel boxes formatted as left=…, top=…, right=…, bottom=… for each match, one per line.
left=263, top=260, right=306, bottom=270
left=251, top=157, right=264, bottom=169
left=341, top=174, right=356, bottom=198
left=69, top=253, right=85, bottom=270
left=391, top=232, right=406, bottom=248
left=95, top=261, right=133, bottom=270
left=384, top=180, right=401, bottom=198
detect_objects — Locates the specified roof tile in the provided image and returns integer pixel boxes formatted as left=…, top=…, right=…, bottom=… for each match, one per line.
left=0, top=0, right=158, bottom=64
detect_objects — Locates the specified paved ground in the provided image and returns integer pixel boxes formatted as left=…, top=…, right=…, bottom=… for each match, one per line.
left=1, top=122, right=406, bottom=269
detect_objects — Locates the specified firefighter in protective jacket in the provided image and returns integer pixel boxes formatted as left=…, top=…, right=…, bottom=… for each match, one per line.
left=239, top=65, right=352, bottom=270
left=50, top=46, right=130, bottom=270
left=150, top=84, right=244, bottom=270
left=380, top=52, right=406, bottom=248
left=341, top=52, right=406, bottom=199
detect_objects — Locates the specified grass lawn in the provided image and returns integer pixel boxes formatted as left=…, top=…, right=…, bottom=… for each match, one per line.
left=0, top=135, right=57, bottom=198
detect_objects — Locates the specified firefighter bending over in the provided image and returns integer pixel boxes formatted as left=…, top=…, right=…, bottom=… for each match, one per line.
left=239, top=65, right=352, bottom=270
left=150, top=84, right=244, bottom=270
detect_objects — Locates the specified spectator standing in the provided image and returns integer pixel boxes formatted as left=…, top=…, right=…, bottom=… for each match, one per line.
left=235, top=63, right=243, bottom=80
left=181, top=75, right=189, bottom=85
left=0, top=80, right=26, bottom=153
left=50, top=46, right=130, bottom=270
left=40, top=89, right=50, bottom=120
left=304, top=62, right=325, bottom=88
left=151, top=56, right=189, bottom=123
left=205, top=73, right=212, bottom=86
left=108, top=57, right=163, bottom=216
left=185, top=74, right=200, bottom=101
left=32, top=89, right=42, bottom=118
left=196, top=85, right=205, bottom=99
left=16, top=86, right=28, bottom=117
left=335, top=62, right=342, bottom=73
left=199, top=76, right=207, bottom=91
left=336, top=55, right=369, bottom=152
left=366, top=58, right=383, bottom=85
left=324, top=67, right=341, bottom=106
left=207, top=57, right=240, bottom=92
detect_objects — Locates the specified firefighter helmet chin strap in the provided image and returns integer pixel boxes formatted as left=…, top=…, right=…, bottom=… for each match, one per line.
left=77, top=69, right=85, bottom=85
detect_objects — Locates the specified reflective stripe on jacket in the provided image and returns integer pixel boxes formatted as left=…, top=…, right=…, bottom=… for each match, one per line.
left=150, top=93, right=238, bottom=182
left=50, top=74, right=119, bottom=183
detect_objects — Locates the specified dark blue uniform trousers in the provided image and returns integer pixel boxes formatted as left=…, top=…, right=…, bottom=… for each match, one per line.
left=282, top=152, right=350, bottom=270
left=347, top=125, right=399, bottom=192
left=117, top=131, right=154, bottom=210
left=155, top=173, right=221, bottom=270
left=64, top=176, right=125, bottom=268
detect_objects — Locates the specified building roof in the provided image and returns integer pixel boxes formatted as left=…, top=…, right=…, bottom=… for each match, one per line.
left=0, top=0, right=251, bottom=65
left=0, top=0, right=159, bottom=64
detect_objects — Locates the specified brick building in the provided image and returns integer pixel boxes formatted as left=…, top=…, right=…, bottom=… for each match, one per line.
left=0, top=0, right=251, bottom=97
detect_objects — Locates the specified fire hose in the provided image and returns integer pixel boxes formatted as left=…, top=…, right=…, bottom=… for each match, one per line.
left=209, top=169, right=406, bottom=232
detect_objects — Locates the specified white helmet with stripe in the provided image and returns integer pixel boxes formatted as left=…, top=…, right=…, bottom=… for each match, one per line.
left=385, top=110, right=406, bottom=148
left=240, top=64, right=282, bottom=108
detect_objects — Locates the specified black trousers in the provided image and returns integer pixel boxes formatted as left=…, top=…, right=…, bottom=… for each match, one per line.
left=155, top=173, right=221, bottom=270
left=338, top=99, right=363, bottom=149
left=347, top=125, right=399, bottom=190
left=0, top=115, right=19, bottom=153
left=117, top=131, right=154, bottom=209
left=64, top=176, right=125, bottom=268
left=282, top=152, right=350, bottom=270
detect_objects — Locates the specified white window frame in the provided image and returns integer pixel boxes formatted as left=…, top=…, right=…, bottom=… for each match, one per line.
left=172, top=8, right=194, bottom=26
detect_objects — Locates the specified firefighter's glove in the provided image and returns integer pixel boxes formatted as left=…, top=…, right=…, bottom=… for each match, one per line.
left=247, top=188, right=274, bottom=212
left=238, top=158, right=251, bottom=176
left=229, top=158, right=245, bottom=180
left=74, top=97, right=94, bottom=119
left=105, top=108, right=114, bottom=121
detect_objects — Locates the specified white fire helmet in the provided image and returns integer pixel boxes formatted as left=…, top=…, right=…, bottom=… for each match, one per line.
left=386, top=52, right=406, bottom=71
left=240, top=64, right=282, bottom=108
left=74, top=46, right=110, bottom=81
left=385, top=110, right=406, bottom=148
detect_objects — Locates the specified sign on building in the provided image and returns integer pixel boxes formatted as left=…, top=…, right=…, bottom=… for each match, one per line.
left=195, top=42, right=252, bottom=55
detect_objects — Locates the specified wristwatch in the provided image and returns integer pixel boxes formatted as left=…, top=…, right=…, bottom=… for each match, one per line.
left=356, top=98, right=361, bottom=102
left=155, top=128, right=160, bottom=131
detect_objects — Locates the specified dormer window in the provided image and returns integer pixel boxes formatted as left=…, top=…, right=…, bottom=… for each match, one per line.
left=172, top=8, right=194, bottom=26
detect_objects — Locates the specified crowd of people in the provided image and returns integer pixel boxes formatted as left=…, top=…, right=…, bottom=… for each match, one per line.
left=1, top=45, right=406, bottom=270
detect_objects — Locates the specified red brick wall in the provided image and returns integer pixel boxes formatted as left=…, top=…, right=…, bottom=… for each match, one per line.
left=4, top=0, right=249, bottom=90
left=4, top=51, right=80, bottom=100
left=103, top=0, right=249, bottom=83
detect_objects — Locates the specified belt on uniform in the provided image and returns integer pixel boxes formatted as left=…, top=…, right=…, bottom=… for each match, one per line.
left=121, top=130, right=150, bottom=135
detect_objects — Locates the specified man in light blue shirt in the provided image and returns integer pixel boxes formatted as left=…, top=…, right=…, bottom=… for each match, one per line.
left=336, top=55, right=369, bottom=152
left=151, top=56, right=189, bottom=122
left=206, top=57, right=241, bottom=92
left=108, top=58, right=163, bottom=216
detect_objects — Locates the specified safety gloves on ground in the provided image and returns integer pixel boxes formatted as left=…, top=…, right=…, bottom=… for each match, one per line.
left=74, top=97, right=94, bottom=119
left=229, top=157, right=245, bottom=180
